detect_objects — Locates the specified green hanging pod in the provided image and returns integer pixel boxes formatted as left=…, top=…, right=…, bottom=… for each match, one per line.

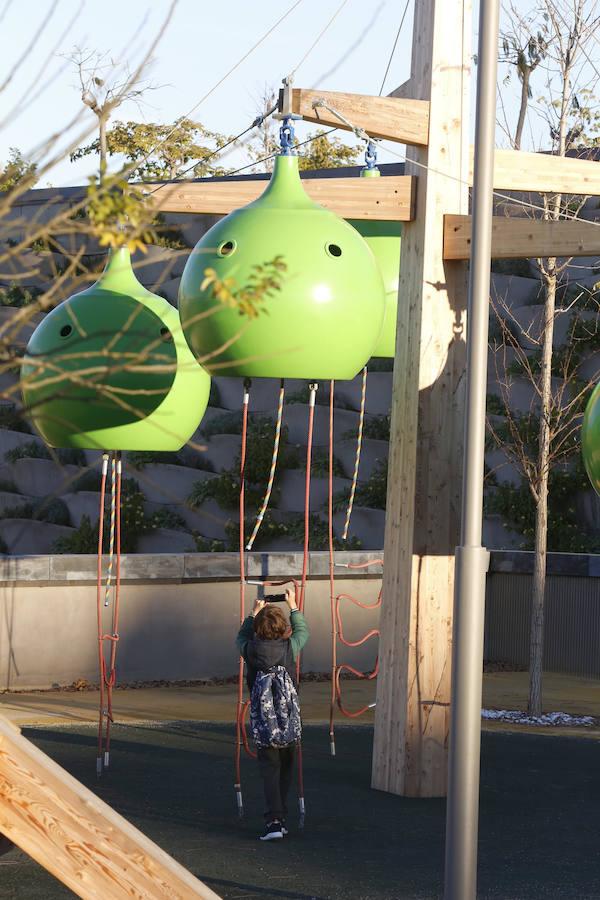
left=582, top=382, right=600, bottom=495
left=178, top=154, right=386, bottom=380
left=347, top=168, right=401, bottom=359
left=21, top=248, right=210, bottom=450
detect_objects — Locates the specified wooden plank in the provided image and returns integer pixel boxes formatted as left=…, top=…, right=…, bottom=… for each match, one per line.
left=289, top=88, right=430, bottom=146
left=486, top=148, right=600, bottom=195
left=372, top=0, right=471, bottom=798
left=444, top=214, right=600, bottom=259
left=0, top=716, right=220, bottom=899
left=148, top=174, right=416, bottom=221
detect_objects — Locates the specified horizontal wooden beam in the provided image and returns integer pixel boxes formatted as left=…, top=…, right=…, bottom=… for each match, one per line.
left=149, top=174, right=416, bottom=221
left=0, top=716, right=219, bottom=899
left=288, top=88, right=430, bottom=146
left=444, top=213, right=600, bottom=259
left=486, top=149, right=600, bottom=195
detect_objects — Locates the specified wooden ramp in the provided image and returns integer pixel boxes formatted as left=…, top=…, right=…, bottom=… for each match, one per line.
left=0, top=715, right=220, bottom=899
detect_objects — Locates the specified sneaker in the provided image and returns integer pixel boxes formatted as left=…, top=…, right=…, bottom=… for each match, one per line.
left=260, top=821, right=284, bottom=841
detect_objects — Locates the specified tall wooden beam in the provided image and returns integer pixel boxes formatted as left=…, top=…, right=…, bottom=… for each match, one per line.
left=0, top=716, right=219, bottom=899
left=444, top=214, right=600, bottom=259
left=288, top=87, right=430, bottom=146
left=372, top=0, right=470, bottom=797
left=148, top=174, right=416, bottom=221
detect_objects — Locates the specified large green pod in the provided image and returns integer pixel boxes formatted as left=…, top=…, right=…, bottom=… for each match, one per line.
left=582, top=382, right=600, bottom=494
left=178, top=154, right=386, bottom=379
left=347, top=167, right=401, bottom=359
left=347, top=218, right=401, bottom=358
left=21, top=248, right=210, bottom=450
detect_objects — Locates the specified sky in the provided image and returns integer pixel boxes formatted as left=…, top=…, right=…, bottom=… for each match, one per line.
left=0, top=0, right=589, bottom=187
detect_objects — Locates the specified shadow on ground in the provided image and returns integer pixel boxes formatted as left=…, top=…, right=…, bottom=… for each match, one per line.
left=2, top=724, right=600, bottom=899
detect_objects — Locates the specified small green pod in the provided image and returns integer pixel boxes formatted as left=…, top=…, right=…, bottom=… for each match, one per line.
left=21, top=248, right=210, bottom=450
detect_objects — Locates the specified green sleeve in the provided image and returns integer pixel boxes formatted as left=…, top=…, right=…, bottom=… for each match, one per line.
left=289, top=610, right=309, bottom=659
left=236, top=615, right=255, bottom=657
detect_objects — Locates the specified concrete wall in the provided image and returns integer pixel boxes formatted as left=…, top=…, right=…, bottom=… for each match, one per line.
left=0, top=551, right=382, bottom=690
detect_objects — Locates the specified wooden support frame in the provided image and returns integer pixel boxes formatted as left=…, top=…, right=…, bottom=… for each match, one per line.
left=444, top=214, right=600, bottom=259
left=0, top=716, right=219, bottom=899
left=371, top=0, right=471, bottom=798
left=487, top=148, right=600, bottom=195
left=149, top=174, right=416, bottom=221
left=287, top=87, right=430, bottom=146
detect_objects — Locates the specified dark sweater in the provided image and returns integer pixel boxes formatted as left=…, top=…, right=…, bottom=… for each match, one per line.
left=236, top=610, right=310, bottom=690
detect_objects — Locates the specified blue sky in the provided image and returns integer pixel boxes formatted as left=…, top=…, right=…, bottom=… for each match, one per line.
left=0, top=0, right=576, bottom=187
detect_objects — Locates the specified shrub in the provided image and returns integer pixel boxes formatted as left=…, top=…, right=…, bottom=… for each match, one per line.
left=127, top=449, right=181, bottom=470
left=192, top=534, right=227, bottom=552
left=53, top=515, right=97, bottom=554
left=0, top=282, right=41, bottom=307
left=0, top=404, right=33, bottom=433
left=0, top=478, right=18, bottom=493
left=200, top=411, right=243, bottom=438
left=4, top=442, right=85, bottom=466
left=71, top=470, right=103, bottom=492
left=334, top=459, right=388, bottom=512
left=344, top=414, right=390, bottom=442
left=0, top=497, right=70, bottom=526
left=5, top=441, right=51, bottom=463
left=147, top=508, right=187, bottom=531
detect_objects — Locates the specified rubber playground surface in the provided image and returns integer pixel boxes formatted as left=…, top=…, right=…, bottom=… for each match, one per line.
left=2, top=674, right=600, bottom=899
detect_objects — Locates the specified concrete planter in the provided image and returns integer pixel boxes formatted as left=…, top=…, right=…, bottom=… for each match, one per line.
left=277, top=470, right=351, bottom=513
left=0, top=518, right=73, bottom=554
left=336, top=438, right=388, bottom=481
left=333, top=371, right=392, bottom=415
left=8, top=459, right=82, bottom=497
left=137, top=527, right=194, bottom=554
left=133, top=464, right=216, bottom=504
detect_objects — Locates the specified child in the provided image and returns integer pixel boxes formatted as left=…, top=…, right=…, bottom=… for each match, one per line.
left=236, top=587, right=309, bottom=841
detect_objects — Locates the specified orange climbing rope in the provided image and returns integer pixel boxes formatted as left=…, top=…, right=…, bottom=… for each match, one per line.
left=342, top=366, right=367, bottom=541
left=96, top=450, right=123, bottom=775
left=245, top=379, right=285, bottom=551
left=327, top=375, right=382, bottom=751
left=234, top=379, right=251, bottom=816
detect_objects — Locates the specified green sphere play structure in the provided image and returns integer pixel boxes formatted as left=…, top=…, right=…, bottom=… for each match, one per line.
left=347, top=166, right=401, bottom=359
left=582, top=383, right=600, bottom=494
left=178, top=153, right=386, bottom=379
left=21, top=248, right=210, bottom=450
left=347, top=217, right=401, bottom=359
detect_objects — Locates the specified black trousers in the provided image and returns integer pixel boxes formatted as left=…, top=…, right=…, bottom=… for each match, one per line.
left=256, top=744, right=296, bottom=822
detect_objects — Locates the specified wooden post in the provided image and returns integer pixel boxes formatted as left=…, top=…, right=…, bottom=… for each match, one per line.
left=0, top=716, right=220, bottom=899
left=371, top=0, right=471, bottom=797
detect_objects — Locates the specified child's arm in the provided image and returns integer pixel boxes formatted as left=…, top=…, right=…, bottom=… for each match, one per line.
left=235, top=598, right=264, bottom=657
left=285, top=588, right=310, bottom=659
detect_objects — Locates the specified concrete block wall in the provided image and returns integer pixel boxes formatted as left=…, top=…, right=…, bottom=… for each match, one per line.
left=0, top=551, right=383, bottom=689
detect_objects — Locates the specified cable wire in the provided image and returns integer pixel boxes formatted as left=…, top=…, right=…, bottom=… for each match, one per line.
left=289, top=0, right=351, bottom=78
left=378, top=0, right=411, bottom=96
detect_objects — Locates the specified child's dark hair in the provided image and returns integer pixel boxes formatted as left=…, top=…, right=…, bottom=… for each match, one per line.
left=254, top=606, right=288, bottom=640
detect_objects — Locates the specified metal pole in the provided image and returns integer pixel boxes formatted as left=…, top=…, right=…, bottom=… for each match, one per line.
left=444, top=1, right=500, bottom=898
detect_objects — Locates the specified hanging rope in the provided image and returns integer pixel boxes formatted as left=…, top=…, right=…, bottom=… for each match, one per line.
left=328, top=380, right=337, bottom=756
left=234, top=379, right=251, bottom=817
left=246, top=379, right=285, bottom=551
left=342, top=366, right=367, bottom=541
left=95, top=451, right=123, bottom=775
left=96, top=453, right=109, bottom=778
left=332, top=559, right=382, bottom=719
left=103, top=452, right=122, bottom=768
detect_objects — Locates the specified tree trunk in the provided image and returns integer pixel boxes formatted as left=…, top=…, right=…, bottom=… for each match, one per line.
left=99, top=115, right=108, bottom=184
left=528, top=267, right=556, bottom=716
left=514, top=67, right=530, bottom=151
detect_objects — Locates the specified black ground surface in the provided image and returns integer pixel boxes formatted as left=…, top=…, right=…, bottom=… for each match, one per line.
left=1, top=724, right=600, bottom=899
